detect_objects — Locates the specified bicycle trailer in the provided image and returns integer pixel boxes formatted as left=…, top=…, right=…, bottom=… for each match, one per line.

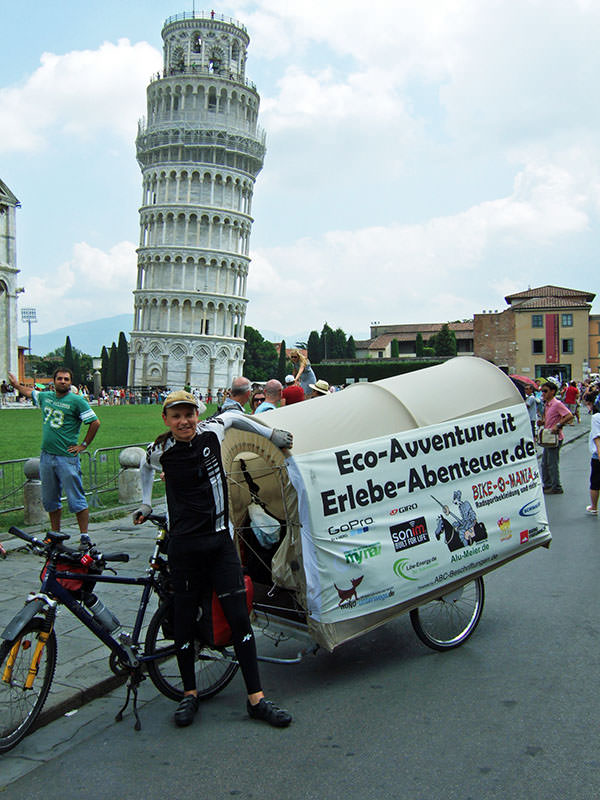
left=222, top=357, right=551, bottom=652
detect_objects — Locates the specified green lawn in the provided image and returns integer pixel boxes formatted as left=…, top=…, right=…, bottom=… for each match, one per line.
left=0, top=402, right=221, bottom=461
left=0, top=402, right=224, bottom=529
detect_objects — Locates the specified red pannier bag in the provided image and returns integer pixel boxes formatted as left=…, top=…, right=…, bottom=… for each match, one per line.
left=201, top=574, right=254, bottom=647
left=40, top=559, right=90, bottom=593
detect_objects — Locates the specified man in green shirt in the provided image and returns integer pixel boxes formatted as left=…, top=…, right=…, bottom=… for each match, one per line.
left=9, top=368, right=100, bottom=538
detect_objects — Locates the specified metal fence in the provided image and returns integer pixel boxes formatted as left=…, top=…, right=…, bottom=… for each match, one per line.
left=0, top=459, right=30, bottom=514
left=0, top=444, right=162, bottom=520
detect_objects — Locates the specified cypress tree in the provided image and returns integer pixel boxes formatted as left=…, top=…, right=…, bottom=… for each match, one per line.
left=331, top=328, right=347, bottom=359
left=320, top=322, right=334, bottom=360
left=415, top=333, right=424, bottom=358
left=117, top=332, right=129, bottom=385
left=390, top=338, right=400, bottom=358
left=345, top=335, right=356, bottom=359
left=64, top=336, right=74, bottom=373
left=307, top=330, right=322, bottom=364
left=100, top=346, right=109, bottom=388
left=277, top=340, right=288, bottom=382
left=108, top=343, right=118, bottom=386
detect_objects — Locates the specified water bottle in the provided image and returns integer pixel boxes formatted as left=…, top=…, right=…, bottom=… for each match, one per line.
left=84, top=594, right=121, bottom=633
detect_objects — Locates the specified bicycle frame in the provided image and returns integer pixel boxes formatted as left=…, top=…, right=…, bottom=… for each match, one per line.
left=35, top=563, right=175, bottom=668
left=2, top=529, right=177, bottom=687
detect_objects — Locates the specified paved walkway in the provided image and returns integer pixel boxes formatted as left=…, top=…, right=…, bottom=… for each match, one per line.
left=1, top=507, right=168, bottom=730
left=0, top=415, right=592, bottom=738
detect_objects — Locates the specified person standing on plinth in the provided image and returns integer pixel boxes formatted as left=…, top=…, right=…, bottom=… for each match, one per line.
left=9, top=368, right=100, bottom=542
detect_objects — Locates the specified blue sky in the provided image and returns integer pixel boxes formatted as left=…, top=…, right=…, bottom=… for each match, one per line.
left=2, top=0, right=599, bottom=340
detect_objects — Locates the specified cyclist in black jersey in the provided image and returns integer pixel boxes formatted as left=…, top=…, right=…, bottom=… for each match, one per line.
left=134, top=389, right=293, bottom=728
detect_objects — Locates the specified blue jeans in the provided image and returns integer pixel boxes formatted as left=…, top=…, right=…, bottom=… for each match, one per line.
left=39, top=451, right=88, bottom=513
left=541, top=442, right=563, bottom=491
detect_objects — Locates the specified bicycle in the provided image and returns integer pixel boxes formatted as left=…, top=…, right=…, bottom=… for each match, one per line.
left=1, top=512, right=485, bottom=754
left=0, top=515, right=239, bottom=753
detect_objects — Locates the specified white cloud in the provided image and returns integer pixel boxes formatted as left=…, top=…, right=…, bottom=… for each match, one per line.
left=24, top=241, right=137, bottom=332
left=261, top=65, right=413, bottom=133
left=0, top=39, right=161, bottom=153
left=241, top=0, right=600, bottom=156
left=248, top=148, right=597, bottom=331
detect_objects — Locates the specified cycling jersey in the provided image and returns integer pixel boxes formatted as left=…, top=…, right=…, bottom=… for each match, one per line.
left=140, top=412, right=275, bottom=537
left=140, top=410, right=280, bottom=696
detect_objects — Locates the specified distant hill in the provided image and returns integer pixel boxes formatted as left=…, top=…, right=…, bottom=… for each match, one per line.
left=20, top=316, right=369, bottom=357
left=19, top=315, right=133, bottom=356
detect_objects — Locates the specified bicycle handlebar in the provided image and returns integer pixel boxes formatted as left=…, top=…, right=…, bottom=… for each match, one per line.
left=101, top=552, right=130, bottom=563
left=8, top=527, right=130, bottom=566
left=9, top=526, right=46, bottom=550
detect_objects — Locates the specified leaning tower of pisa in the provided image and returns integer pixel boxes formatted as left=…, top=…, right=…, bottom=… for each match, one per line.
left=128, top=11, right=265, bottom=391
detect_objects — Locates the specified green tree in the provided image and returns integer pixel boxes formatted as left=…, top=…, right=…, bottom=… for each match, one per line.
left=390, top=338, right=400, bottom=358
left=330, top=327, right=347, bottom=359
left=345, top=335, right=356, bottom=359
left=28, top=352, right=62, bottom=378
left=320, top=322, right=334, bottom=360
left=105, top=343, right=117, bottom=386
left=63, top=335, right=82, bottom=383
left=277, top=339, right=288, bottom=382
left=64, top=336, right=74, bottom=373
left=431, top=324, right=457, bottom=357
left=415, top=333, right=424, bottom=358
left=100, top=346, right=109, bottom=388
left=307, top=330, right=322, bottom=364
left=117, top=331, right=129, bottom=386
left=243, top=326, right=278, bottom=381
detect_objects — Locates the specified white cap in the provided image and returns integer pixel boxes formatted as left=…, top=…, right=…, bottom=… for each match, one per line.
left=284, top=375, right=295, bottom=384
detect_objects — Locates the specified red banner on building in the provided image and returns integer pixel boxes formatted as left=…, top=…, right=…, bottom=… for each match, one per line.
left=545, top=313, right=559, bottom=363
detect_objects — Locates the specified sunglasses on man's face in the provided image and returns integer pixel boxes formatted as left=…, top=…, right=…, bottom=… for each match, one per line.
left=253, top=397, right=265, bottom=404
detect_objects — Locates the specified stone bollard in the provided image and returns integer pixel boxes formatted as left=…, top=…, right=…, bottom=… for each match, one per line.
left=23, top=458, right=46, bottom=525
left=118, top=447, right=146, bottom=504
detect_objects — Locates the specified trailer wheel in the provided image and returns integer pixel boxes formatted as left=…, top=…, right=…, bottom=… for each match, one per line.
left=410, top=577, right=484, bottom=651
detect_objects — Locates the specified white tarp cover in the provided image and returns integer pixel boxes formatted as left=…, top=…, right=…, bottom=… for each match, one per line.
left=222, top=358, right=552, bottom=650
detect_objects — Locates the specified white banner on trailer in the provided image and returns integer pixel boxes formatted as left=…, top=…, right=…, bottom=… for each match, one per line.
left=287, top=403, right=551, bottom=624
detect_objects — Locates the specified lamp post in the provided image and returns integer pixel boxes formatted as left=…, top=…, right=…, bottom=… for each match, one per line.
left=20, top=307, right=37, bottom=377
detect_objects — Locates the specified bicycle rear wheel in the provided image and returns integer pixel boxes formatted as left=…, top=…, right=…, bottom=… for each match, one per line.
left=0, top=618, right=57, bottom=753
left=144, top=601, right=239, bottom=702
left=410, top=577, right=484, bottom=651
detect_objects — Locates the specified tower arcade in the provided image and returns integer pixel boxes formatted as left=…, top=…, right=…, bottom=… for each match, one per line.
left=128, top=11, right=265, bottom=390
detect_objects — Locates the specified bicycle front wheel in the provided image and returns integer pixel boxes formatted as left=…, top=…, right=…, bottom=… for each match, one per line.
left=144, top=601, right=239, bottom=702
left=0, top=618, right=57, bottom=753
left=410, top=577, right=484, bottom=651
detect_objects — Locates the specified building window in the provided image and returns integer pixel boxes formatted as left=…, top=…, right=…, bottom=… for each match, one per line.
left=597, top=340, right=600, bottom=355
left=531, top=314, right=543, bottom=328
left=378, top=351, right=383, bottom=358
left=561, top=313, right=573, bottom=327
left=532, top=340, right=544, bottom=354
left=562, top=338, right=574, bottom=354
